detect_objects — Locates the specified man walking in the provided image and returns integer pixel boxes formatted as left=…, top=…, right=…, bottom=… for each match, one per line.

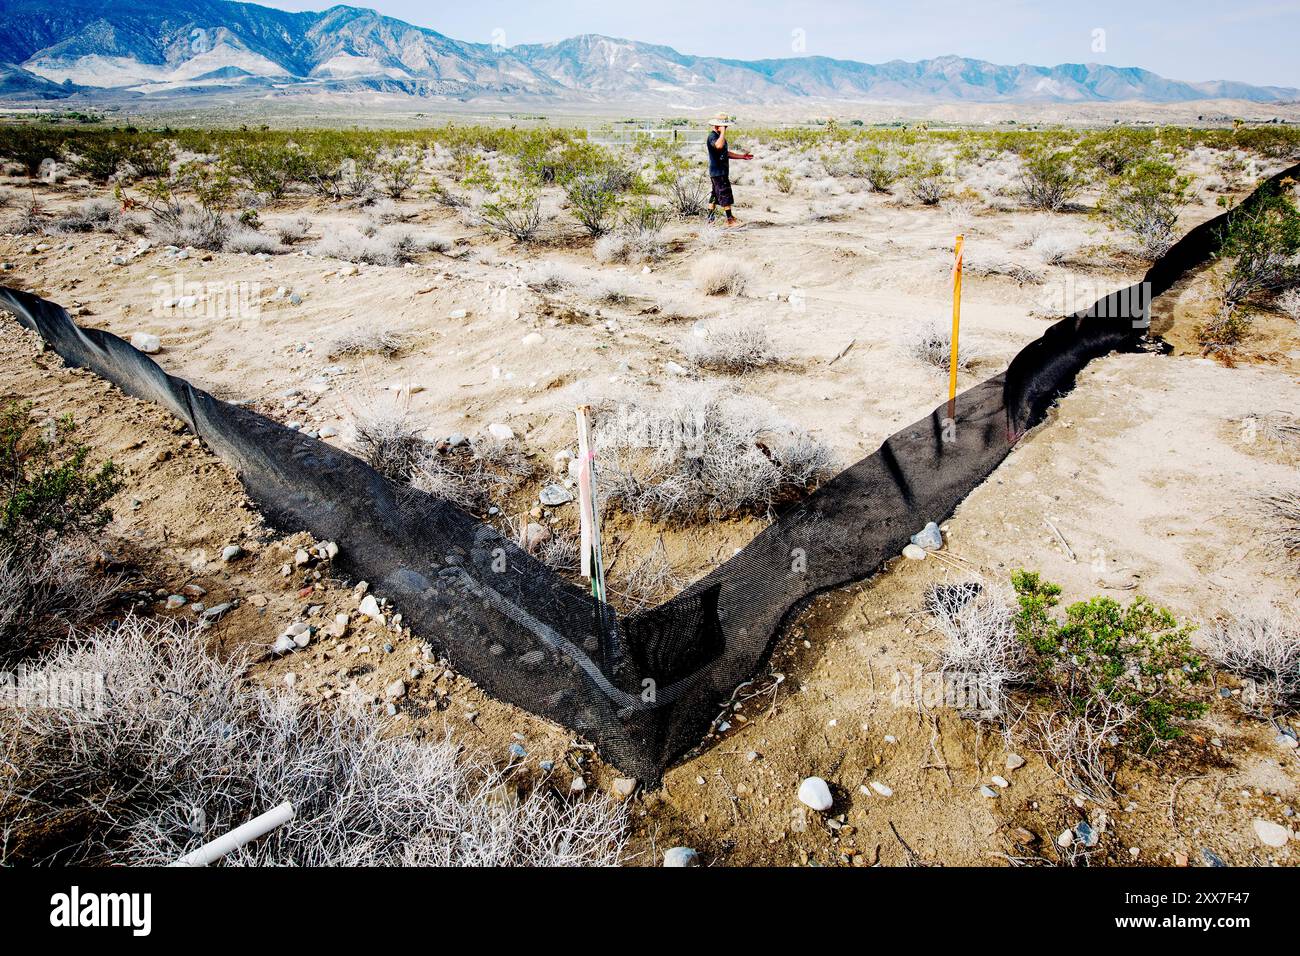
left=706, top=112, right=754, bottom=227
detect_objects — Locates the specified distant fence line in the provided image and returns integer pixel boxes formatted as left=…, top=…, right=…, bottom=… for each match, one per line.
left=584, top=127, right=710, bottom=146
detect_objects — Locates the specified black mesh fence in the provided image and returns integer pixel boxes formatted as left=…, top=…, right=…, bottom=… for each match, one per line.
left=4, top=162, right=1296, bottom=781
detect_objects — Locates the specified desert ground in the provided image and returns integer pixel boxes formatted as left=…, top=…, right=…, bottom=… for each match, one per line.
left=1, top=117, right=1297, bottom=866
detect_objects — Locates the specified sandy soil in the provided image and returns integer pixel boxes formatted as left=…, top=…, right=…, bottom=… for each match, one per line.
left=1, top=142, right=1297, bottom=867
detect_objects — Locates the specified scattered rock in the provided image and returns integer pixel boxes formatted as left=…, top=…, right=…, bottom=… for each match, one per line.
left=130, top=332, right=161, bottom=354
left=1056, top=829, right=1074, bottom=848
left=1075, top=821, right=1099, bottom=847
left=1253, top=819, right=1290, bottom=848
left=1005, top=753, right=1026, bottom=771
left=569, top=776, right=587, bottom=793
left=979, top=785, right=999, bottom=798
left=220, top=544, right=243, bottom=562
left=797, top=776, right=833, bottom=812
left=902, top=544, right=928, bottom=561
left=663, top=847, right=699, bottom=868
left=487, top=423, right=515, bottom=441
left=613, top=778, right=637, bottom=797
left=868, top=781, right=893, bottom=798
left=200, top=602, right=232, bottom=622
left=521, top=332, right=544, bottom=346
left=991, top=775, right=1009, bottom=789
left=385, top=679, right=407, bottom=700
left=910, top=522, right=944, bottom=551
left=358, top=594, right=383, bottom=621
left=524, top=522, right=551, bottom=551
left=165, top=594, right=187, bottom=610
left=508, top=742, right=527, bottom=758
left=539, top=484, right=573, bottom=506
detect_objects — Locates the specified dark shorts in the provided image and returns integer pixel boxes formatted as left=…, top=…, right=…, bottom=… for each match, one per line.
left=710, top=175, right=734, bottom=207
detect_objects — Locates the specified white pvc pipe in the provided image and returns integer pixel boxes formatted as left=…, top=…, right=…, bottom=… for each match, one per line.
left=169, top=801, right=295, bottom=867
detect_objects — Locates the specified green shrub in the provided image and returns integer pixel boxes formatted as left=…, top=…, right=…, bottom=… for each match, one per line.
left=855, top=146, right=899, bottom=193
left=1100, top=157, right=1191, bottom=259
left=565, top=174, right=622, bottom=236
left=769, top=165, right=794, bottom=195
left=1011, top=570, right=1207, bottom=752
left=377, top=154, right=419, bottom=199
left=70, top=135, right=131, bottom=182
left=226, top=142, right=305, bottom=199
left=901, top=156, right=949, bottom=205
left=479, top=177, right=543, bottom=242
left=1, top=404, right=119, bottom=548
left=1, top=403, right=121, bottom=661
left=1020, top=147, right=1085, bottom=211
left=0, top=126, right=66, bottom=177
left=1216, top=183, right=1300, bottom=314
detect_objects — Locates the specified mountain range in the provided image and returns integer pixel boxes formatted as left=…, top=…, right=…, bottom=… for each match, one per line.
left=1, top=0, right=1296, bottom=106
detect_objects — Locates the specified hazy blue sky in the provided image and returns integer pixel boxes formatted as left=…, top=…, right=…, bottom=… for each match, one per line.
left=255, top=0, right=1300, bottom=87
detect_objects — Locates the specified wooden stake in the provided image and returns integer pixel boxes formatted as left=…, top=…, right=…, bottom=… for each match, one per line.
left=948, top=235, right=965, bottom=417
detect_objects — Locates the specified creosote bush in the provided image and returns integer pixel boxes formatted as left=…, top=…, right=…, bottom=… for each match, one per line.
left=1101, top=157, right=1190, bottom=259
left=1020, top=147, right=1085, bottom=212
left=479, top=178, right=544, bottom=243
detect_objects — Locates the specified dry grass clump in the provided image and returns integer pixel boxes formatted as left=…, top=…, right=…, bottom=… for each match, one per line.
left=147, top=203, right=232, bottom=251
left=313, top=226, right=450, bottom=266
left=1207, top=607, right=1300, bottom=715
left=526, top=263, right=577, bottom=294
left=614, top=538, right=682, bottom=611
left=591, top=275, right=633, bottom=305
left=274, top=215, right=313, bottom=245
left=410, top=437, right=535, bottom=513
left=682, top=321, right=778, bottom=373
left=592, top=386, right=835, bottom=521
left=350, top=411, right=431, bottom=482
left=928, top=580, right=1026, bottom=719
left=43, top=198, right=138, bottom=237
left=593, top=214, right=667, bottom=265
left=1276, top=288, right=1300, bottom=321
left=1257, top=486, right=1300, bottom=568
left=0, top=539, right=120, bottom=663
left=1028, top=231, right=1079, bottom=266
left=0, top=617, right=626, bottom=865
left=329, top=325, right=413, bottom=359
left=1237, top=411, right=1300, bottom=451
left=223, top=228, right=283, bottom=255
left=536, top=531, right=580, bottom=572
left=904, top=319, right=982, bottom=371
left=693, top=255, right=750, bottom=296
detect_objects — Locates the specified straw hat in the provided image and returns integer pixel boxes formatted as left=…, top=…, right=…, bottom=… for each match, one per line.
left=709, top=112, right=732, bottom=127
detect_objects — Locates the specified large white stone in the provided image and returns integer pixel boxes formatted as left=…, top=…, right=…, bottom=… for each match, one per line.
left=1254, top=819, right=1290, bottom=848
left=797, top=776, right=833, bottom=812
left=131, top=332, right=161, bottom=354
